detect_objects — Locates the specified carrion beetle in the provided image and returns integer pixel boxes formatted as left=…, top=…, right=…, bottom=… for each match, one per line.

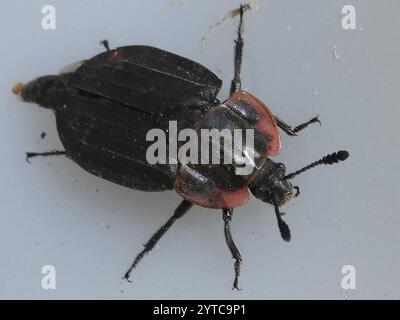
left=13, top=5, right=349, bottom=289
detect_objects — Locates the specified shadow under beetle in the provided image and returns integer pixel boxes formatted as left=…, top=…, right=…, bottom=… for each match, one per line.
left=13, top=5, right=349, bottom=289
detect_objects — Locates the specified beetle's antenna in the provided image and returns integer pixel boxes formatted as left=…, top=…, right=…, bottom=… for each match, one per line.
left=284, top=150, right=349, bottom=180
left=123, top=200, right=193, bottom=282
left=272, top=196, right=291, bottom=242
left=223, top=208, right=242, bottom=290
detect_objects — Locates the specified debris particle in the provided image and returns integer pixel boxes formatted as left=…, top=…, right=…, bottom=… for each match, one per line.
left=333, top=45, right=340, bottom=60
left=202, top=3, right=253, bottom=52
left=40, top=132, right=47, bottom=139
left=169, top=0, right=189, bottom=7
left=101, top=222, right=111, bottom=230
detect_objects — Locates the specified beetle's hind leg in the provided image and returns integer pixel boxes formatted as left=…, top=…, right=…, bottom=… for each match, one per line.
left=275, top=115, right=321, bottom=136
left=230, top=4, right=248, bottom=95
left=123, top=200, right=193, bottom=282
left=25, top=150, right=66, bottom=163
left=222, top=208, right=242, bottom=290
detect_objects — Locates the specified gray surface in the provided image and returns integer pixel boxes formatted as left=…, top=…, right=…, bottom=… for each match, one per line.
left=0, top=0, right=399, bottom=299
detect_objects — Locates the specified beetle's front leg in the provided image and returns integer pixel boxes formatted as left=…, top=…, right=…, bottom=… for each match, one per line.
left=275, top=115, right=321, bottom=136
left=25, top=150, right=66, bottom=163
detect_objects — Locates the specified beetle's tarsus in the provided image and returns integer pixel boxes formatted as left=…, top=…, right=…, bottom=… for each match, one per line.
left=275, top=115, right=321, bottom=136
left=232, top=258, right=242, bottom=291
left=124, top=200, right=193, bottom=282
left=123, top=274, right=133, bottom=283
left=223, top=208, right=243, bottom=291
left=293, top=116, right=321, bottom=133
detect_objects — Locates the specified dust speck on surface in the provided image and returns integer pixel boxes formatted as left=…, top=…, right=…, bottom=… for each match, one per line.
left=40, top=132, right=47, bottom=139
left=333, top=45, right=340, bottom=60
left=101, top=222, right=111, bottom=230
left=168, top=0, right=189, bottom=8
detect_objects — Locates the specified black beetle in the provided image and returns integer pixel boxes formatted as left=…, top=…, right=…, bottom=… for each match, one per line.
left=13, top=5, right=349, bottom=289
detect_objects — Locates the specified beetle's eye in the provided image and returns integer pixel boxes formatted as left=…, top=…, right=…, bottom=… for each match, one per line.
left=274, top=163, right=286, bottom=177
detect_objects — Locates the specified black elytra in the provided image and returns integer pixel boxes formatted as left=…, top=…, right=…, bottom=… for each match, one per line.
left=14, top=5, right=349, bottom=290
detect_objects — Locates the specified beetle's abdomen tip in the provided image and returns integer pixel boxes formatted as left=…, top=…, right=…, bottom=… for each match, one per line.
left=12, top=82, right=24, bottom=96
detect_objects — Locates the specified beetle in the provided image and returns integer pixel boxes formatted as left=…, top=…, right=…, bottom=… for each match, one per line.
left=13, top=5, right=349, bottom=289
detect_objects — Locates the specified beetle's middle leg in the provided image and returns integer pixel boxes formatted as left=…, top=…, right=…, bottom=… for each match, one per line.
left=100, top=39, right=111, bottom=51
left=275, top=116, right=321, bottom=136
left=25, top=150, right=66, bottom=163
left=230, top=4, right=248, bottom=95
left=223, top=208, right=242, bottom=290
left=124, top=200, right=193, bottom=282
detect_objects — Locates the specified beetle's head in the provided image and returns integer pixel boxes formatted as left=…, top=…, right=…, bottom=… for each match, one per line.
left=250, top=150, right=349, bottom=207
left=249, top=159, right=298, bottom=207
left=249, top=151, right=349, bottom=242
left=12, top=75, right=63, bottom=109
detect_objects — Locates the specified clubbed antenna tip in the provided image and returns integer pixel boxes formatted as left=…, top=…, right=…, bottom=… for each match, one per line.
left=284, top=150, right=350, bottom=180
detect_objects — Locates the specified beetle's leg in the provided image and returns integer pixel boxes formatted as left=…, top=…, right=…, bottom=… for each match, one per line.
left=222, top=208, right=242, bottom=290
left=230, top=4, right=247, bottom=95
left=271, top=196, right=291, bottom=242
left=25, top=150, right=66, bottom=163
left=275, top=115, right=321, bottom=136
left=100, top=39, right=110, bottom=51
left=123, top=200, right=193, bottom=282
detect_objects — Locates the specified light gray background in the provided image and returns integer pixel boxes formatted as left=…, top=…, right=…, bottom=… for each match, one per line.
left=0, top=0, right=399, bottom=299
